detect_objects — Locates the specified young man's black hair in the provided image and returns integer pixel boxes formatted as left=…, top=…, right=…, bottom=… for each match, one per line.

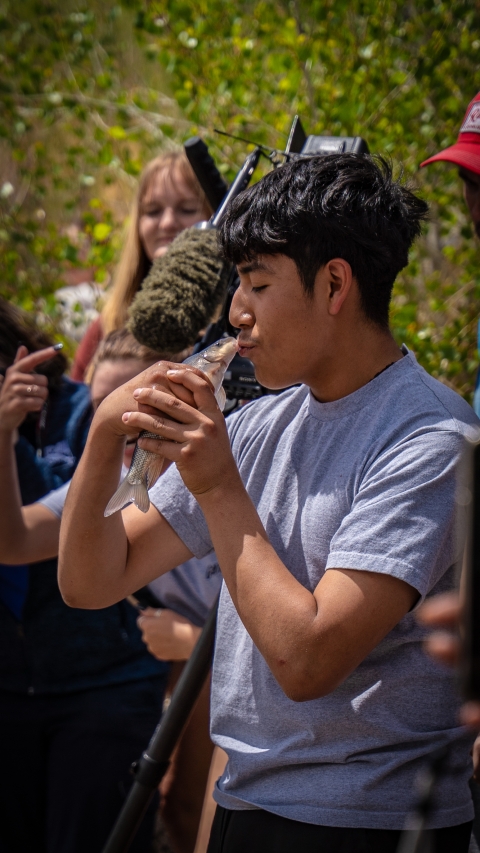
left=219, top=153, right=428, bottom=328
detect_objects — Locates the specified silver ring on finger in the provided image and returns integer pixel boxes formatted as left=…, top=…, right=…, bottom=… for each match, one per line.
left=26, top=385, right=33, bottom=394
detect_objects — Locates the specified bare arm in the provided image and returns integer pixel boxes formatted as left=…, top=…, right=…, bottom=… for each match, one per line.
left=117, top=368, right=418, bottom=701
left=193, top=487, right=416, bottom=700
left=0, top=346, right=63, bottom=563
left=58, top=361, right=195, bottom=609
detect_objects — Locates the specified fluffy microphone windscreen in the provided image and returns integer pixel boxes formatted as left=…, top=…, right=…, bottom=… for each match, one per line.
left=127, top=227, right=230, bottom=354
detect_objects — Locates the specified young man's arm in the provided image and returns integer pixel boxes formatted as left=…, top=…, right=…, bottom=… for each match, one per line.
left=76, top=367, right=418, bottom=701
left=58, top=360, right=196, bottom=609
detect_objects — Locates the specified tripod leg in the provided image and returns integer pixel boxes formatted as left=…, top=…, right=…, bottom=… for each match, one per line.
left=102, top=599, right=219, bottom=853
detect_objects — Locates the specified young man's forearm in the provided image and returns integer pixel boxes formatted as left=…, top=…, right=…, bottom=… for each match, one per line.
left=197, top=476, right=417, bottom=701
left=58, top=420, right=129, bottom=608
left=58, top=420, right=193, bottom=610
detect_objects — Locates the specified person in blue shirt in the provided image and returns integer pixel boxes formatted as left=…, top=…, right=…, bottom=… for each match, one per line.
left=0, top=309, right=170, bottom=853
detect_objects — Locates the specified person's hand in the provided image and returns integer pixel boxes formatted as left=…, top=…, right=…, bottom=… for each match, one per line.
left=417, top=592, right=461, bottom=666
left=0, top=346, right=55, bottom=435
left=137, top=607, right=201, bottom=660
left=92, top=359, right=204, bottom=443
left=123, top=366, right=241, bottom=499
left=417, top=592, right=480, bottom=728
left=473, top=734, right=480, bottom=782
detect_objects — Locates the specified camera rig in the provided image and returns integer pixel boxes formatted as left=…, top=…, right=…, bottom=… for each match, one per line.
left=184, top=117, right=369, bottom=410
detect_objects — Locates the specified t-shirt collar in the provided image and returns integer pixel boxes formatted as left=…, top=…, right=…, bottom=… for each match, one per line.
left=307, top=345, right=413, bottom=422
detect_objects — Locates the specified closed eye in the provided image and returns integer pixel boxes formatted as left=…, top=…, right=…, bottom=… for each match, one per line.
left=252, top=285, right=267, bottom=293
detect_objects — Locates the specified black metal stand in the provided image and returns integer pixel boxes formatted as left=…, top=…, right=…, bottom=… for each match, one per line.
left=396, top=747, right=449, bottom=853
left=102, top=598, right=219, bottom=853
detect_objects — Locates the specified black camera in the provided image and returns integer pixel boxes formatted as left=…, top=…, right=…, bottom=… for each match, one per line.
left=185, top=118, right=369, bottom=410
left=284, top=115, right=369, bottom=158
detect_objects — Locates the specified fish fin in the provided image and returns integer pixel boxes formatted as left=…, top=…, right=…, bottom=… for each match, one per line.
left=215, top=386, right=226, bottom=412
left=104, top=477, right=150, bottom=517
left=146, top=456, right=165, bottom=490
left=131, top=483, right=151, bottom=514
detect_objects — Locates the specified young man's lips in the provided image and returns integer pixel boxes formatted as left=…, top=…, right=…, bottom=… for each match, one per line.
left=238, top=343, right=256, bottom=357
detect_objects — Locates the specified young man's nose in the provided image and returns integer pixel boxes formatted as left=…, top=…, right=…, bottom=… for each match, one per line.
left=229, top=287, right=254, bottom=328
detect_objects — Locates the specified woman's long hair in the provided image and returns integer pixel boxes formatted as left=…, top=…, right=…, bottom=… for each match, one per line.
left=101, top=151, right=212, bottom=336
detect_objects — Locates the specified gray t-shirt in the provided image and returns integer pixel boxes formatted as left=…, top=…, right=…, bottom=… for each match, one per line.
left=149, top=350, right=479, bottom=830
left=148, top=553, right=220, bottom=627
left=39, top=476, right=221, bottom=627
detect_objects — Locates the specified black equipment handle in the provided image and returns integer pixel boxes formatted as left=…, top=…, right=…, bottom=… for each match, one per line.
left=211, top=147, right=262, bottom=228
left=184, top=136, right=228, bottom=212
left=395, top=746, right=449, bottom=853
left=102, top=598, right=219, bottom=853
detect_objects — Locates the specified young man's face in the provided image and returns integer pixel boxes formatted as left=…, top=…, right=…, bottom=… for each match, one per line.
left=459, top=167, right=480, bottom=238
left=231, top=254, right=332, bottom=391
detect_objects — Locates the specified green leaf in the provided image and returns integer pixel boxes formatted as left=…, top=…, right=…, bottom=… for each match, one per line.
left=92, top=222, right=112, bottom=242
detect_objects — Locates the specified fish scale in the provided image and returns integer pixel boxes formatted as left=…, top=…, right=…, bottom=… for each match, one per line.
left=104, top=337, right=238, bottom=517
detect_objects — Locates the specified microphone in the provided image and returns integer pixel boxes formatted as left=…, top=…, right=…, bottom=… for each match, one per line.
left=183, top=137, right=228, bottom=212
left=127, top=227, right=230, bottom=354
left=128, top=146, right=262, bottom=355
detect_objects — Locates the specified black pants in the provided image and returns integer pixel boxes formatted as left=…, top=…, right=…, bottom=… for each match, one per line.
left=0, top=675, right=167, bottom=853
left=207, top=805, right=473, bottom=853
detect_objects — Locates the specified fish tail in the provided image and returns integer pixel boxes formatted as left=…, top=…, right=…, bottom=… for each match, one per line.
left=104, top=476, right=151, bottom=517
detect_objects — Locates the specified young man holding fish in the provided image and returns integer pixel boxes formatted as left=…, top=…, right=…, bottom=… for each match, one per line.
left=59, top=154, right=479, bottom=853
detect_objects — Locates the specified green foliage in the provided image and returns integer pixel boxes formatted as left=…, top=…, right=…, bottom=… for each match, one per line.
left=1, top=0, right=479, bottom=399
left=0, top=0, right=180, bottom=336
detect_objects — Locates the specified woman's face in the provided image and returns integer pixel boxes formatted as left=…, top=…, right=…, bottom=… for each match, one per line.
left=91, top=358, right=157, bottom=468
left=138, top=167, right=209, bottom=261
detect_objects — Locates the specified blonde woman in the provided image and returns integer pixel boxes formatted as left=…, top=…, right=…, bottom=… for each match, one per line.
left=71, top=151, right=212, bottom=381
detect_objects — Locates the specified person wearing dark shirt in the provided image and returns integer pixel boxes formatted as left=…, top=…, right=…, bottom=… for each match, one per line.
left=0, top=304, right=169, bottom=853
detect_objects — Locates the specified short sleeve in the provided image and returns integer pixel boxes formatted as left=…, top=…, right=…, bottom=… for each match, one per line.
left=149, top=464, right=214, bottom=558
left=325, top=429, right=465, bottom=600
left=37, top=480, right=71, bottom=519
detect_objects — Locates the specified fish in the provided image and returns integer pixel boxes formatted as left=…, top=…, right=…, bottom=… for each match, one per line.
left=104, top=336, right=238, bottom=517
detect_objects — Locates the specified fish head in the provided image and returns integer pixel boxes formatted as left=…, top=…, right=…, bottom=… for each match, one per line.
left=201, top=337, right=238, bottom=367
left=184, top=337, right=238, bottom=393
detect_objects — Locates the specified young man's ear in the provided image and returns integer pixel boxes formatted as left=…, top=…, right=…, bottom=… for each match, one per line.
left=323, top=258, right=354, bottom=316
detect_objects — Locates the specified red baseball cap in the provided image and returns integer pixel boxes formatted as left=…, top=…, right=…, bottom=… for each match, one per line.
left=420, top=92, right=480, bottom=175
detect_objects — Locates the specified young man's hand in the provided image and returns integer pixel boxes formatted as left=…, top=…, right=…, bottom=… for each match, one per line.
left=91, top=359, right=203, bottom=440
left=123, top=366, right=241, bottom=499
left=0, top=346, right=52, bottom=435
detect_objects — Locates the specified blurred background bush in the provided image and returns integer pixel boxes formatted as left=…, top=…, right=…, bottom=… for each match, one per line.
left=0, top=0, right=478, bottom=399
